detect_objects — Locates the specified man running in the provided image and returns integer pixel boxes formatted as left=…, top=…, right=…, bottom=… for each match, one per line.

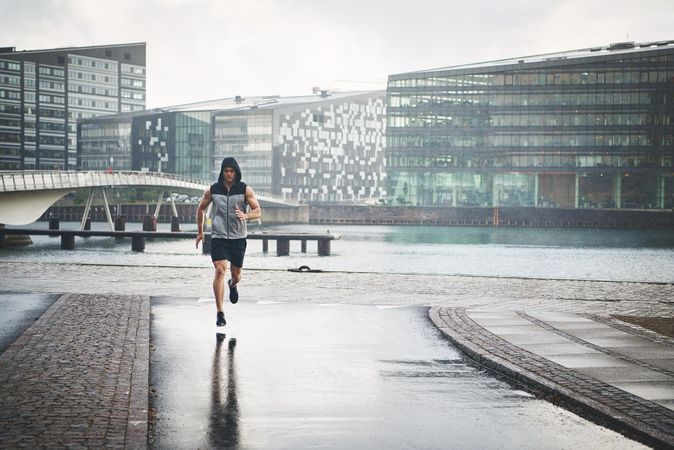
left=196, top=157, right=261, bottom=326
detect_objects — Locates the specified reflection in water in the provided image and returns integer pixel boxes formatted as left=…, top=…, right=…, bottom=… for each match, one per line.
left=209, top=333, right=239, bottom=449
left=381, top=226, right=674, bottom=248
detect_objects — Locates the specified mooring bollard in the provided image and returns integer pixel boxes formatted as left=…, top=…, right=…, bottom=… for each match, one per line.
left=132, top=236, right=145, bottom=252
left=301, top=239, right=307, bottom=253
left=262, top=239, right=268, bottom=253
left=171, top=216, right=181, bottom=232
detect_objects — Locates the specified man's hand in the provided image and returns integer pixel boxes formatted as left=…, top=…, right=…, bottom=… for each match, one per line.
left=235, top=207, right=246, bottom=221
left=196, top=231, right=203, bottom=249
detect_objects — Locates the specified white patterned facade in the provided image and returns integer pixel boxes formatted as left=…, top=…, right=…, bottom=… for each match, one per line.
left=275, top=92, right=386, bottom=203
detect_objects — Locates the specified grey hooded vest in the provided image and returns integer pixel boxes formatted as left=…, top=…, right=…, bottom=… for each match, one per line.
left=210, top=181, right=248, bottom=239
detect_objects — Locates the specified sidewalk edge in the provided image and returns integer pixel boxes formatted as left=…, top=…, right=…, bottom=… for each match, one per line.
left=429, top=306, right=674, bottom=449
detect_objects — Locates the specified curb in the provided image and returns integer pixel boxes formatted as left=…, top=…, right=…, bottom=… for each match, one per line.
left=429, top=307, right=674, bottom=449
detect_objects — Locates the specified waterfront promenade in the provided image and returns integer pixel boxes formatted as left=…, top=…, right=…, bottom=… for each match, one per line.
left=0, top=264, right=673, bottom=447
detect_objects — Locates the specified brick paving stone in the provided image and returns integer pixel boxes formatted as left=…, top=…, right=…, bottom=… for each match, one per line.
left=0, top=293, right=149, bottom=449
left=430, top=307, right=674, bottom=449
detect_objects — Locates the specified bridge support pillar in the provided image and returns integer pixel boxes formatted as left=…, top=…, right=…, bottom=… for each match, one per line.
left=142, top=215, right=157, bottom=232
left=83, top=218, right=91, bottom=231
left=114, top=217, right=125, bottom=241
left=262, top=239, right=268, bottom=253
left=115, top=217, right=126, bottom=231
left=203, top=233, right=212, bottom=255
left=277, top=239, right=290, bottom=256
left=132, top=236, right=145, bottom=252
left=318, top=239, right=331, bottom=256
left=61, top=234, right=75, bottom=250
left=49, top=217, right=60, bottom=237
left=171, top=216, right=181, bottom=232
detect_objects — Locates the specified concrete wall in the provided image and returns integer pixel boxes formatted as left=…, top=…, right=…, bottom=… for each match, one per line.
left=40, top=203, right=674, bottom=228
left=259, top=205, right=309, bottom=224
left=309, top=205, right=674, bottom=229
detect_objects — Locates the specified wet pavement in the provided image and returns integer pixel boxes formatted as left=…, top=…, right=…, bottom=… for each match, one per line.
left=0, top=292, right=59, bottom=353
left=431, top=308, right=674, bottom=448
left=2, top=262, right=672, bottom=317
left=469, top=310, right=674, bottom=411
left=150, top=297, right=644, bottom=449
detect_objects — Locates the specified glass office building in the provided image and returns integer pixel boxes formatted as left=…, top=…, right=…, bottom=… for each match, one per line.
left=78, top=117, right=132, bottom=170
left=213, top=111, right=274, bottom=191
left=0, top=43, right=145, bottom=170
left=78, top=91, right=387, bottom=202
left=212, top=92, right=387, bottom=202
left=79, top=109, right=212, bottom=181
left=387, top=40, right=674, bottom=209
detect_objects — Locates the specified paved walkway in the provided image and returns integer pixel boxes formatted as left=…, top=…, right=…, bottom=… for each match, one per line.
left=0, top=290, right=673, bottom=448
left=0, top=293, right=149, bottom=449
left=430, top=307, right=674, bottom=448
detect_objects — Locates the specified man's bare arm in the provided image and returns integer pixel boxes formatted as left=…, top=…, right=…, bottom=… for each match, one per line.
left=236, top=186, right=261, bottom=221
left=195, top=189, right=212, bottom=248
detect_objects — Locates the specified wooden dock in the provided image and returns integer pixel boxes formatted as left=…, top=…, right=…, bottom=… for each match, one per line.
left=0, top=228, right=340, bottom=256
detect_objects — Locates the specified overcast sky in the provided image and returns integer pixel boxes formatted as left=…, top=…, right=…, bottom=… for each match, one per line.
left=2, top=0, right=673, bottom=108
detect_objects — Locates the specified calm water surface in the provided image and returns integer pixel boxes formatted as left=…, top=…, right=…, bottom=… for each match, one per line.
left=3, top=222, right=674, bottom=283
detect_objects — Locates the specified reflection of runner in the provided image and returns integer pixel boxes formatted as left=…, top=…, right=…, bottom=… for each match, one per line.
left=209, top=333, right=239, bottom=448
left=196, top=157, right=261, bottom=326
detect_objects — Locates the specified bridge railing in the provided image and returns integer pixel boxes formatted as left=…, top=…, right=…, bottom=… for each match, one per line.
left=0, top=170, right=210, bottom=193
left=0, top=170, right=298, bottom=206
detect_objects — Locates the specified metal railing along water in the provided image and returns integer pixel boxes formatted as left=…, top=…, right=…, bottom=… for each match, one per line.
left=0, top=171, right=298, bottom=206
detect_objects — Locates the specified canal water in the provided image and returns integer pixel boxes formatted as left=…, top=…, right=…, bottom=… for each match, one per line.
left=3, top=222, right=674, bottom=283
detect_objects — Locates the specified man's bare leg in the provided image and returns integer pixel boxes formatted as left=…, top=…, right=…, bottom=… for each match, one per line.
left=228, top=265, right=242, bottom=304
left=230, top=265, right=242, bottom=288
left=213, top=260, right=228, bottom=313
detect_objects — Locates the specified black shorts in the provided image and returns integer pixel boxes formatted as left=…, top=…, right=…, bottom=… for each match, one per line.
left=211, top=238, right=247, bottom=267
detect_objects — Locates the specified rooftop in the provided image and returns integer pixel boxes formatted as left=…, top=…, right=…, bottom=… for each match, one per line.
left=0, top=42, right=146, bottom=56
left=81, top=90, right=384, bottom=122
left=159, top=90, right=384, bottom=112
left=394, top=39, right=674, bottom=76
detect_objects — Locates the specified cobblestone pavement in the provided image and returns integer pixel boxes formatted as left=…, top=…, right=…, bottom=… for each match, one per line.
left=430, top=307, right=674, bottom=448
left=0, top=293, right=149, bottom=449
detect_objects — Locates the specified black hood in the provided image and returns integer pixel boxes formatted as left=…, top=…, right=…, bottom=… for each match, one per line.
left=218, top=157, right=242, bottom=184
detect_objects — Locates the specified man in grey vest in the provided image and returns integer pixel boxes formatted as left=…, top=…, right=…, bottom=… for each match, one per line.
left=196, top=157, right=262, bottom=326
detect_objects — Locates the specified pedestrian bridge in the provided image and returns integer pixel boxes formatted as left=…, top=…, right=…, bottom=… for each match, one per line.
left=0, top=171, right=297, bottom=225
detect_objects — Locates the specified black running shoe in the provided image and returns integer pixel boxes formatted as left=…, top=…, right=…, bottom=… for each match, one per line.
left=228, top=279, right=239, bottom=304
left=216, top=311, right=226, bottom=327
